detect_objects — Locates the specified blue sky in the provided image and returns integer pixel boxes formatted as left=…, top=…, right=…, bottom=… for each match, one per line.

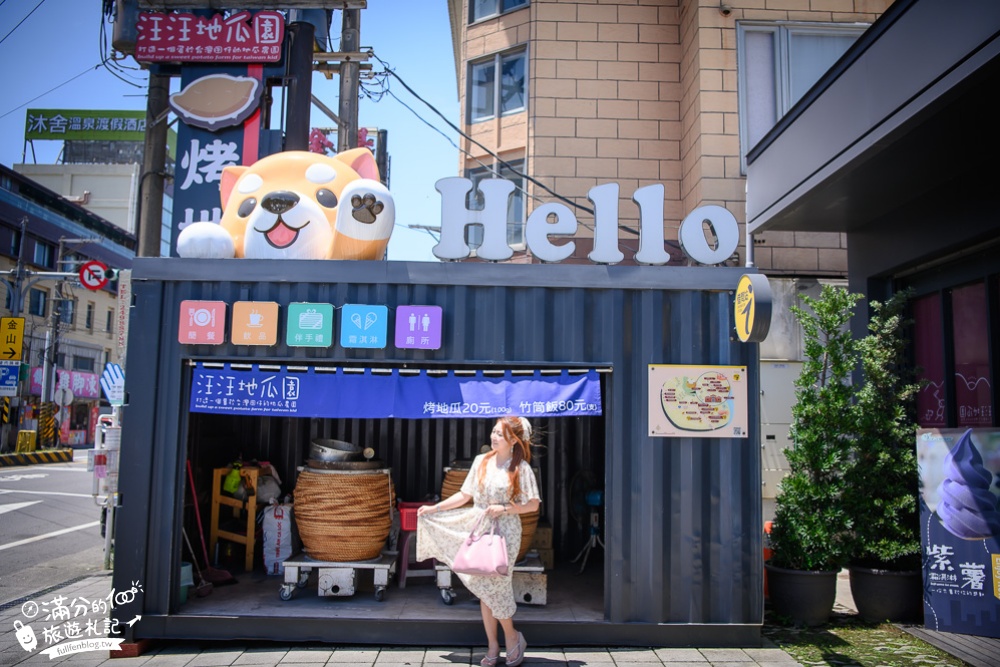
left=0, top=0, right=458, bottom=261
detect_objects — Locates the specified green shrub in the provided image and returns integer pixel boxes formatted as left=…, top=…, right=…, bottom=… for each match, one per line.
left=846, top=289, right=921, bottom=570
left=770, top=284, right=860, bottom=571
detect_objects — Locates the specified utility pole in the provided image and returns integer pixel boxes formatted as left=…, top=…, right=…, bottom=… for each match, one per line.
left=137, top=72, right=169, bottom=258
left=5, top=217, right=29, bottom=318
left=337, top=8, right=361, bottom=152
left=285, top=19, right=315, bottom=151
left=38, top=238, right=98, bottom=447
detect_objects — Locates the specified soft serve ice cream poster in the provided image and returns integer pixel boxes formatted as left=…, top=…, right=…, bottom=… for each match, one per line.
left=918, top=428, right=1000, bottom=637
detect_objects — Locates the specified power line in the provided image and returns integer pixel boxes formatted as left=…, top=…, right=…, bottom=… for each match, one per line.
left=0, top=64, right=100, bottom=121
left=0, top=0, right=45, bottom=47
left=98, top=4, right=145, bottom=88
left=370, top=51, right=596, bottom=218
left=385, top=88, right=597, bottom=234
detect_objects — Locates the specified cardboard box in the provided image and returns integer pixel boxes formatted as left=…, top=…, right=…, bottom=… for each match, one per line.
left=531, top=521, right=552, bottom=549
left=536, top=547, right=554, bottom=570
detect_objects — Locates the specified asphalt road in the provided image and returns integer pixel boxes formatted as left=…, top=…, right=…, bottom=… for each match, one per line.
left=0, top=453, right=109, bottom=605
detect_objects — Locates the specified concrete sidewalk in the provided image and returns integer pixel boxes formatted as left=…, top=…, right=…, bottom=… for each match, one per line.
left=1, top=571, right=803, bottom=667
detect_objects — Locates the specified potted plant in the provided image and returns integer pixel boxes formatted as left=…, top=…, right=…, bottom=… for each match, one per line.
left=844, top=289, right=923, bottom=623
left=766, top=284, right=860, bottom=627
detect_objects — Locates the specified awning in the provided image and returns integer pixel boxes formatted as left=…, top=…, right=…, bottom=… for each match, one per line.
left=189, top=364, right=603, bottom=419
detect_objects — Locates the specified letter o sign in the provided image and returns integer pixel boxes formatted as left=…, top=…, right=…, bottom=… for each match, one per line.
left=677, top=205, right=739, bottom=266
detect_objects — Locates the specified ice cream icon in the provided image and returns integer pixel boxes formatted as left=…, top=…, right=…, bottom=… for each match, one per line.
left=935, top=428, right=1000, bottom=540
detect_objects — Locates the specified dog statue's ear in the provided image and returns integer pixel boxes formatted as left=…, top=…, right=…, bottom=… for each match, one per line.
left=220, top=165, right=249, bottom=209
left=333, top=147, right=380, bottom=181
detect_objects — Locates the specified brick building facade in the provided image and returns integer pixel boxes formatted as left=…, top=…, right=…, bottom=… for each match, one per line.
left=446, top=0, right=892, bottom=273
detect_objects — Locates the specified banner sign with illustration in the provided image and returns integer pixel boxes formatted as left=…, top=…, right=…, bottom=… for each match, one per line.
left=189, top=364, right=602, bottom=419
left=918, top=427, right=1000, bottom=638
left=647, top=364, right=748, bottom=438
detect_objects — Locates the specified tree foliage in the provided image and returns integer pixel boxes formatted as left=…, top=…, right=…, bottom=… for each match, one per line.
left=846, top=289, right=921, bottom=570
left=770, top=285, right=860, bottom=571
left=769, top=285, right=922, bottom=572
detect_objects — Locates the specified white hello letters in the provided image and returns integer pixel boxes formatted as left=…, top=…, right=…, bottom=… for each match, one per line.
left=433, top=177, right=739, bottom=266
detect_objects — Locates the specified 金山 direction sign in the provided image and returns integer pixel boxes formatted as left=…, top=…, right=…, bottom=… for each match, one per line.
left=1, top=317, right=24, bottom=361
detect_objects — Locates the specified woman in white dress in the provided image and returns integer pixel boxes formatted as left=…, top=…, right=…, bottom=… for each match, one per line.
left=416, top=416, right=541, bottom=667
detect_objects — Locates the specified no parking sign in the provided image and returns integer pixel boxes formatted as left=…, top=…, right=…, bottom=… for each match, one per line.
left=79, top=260, right=109, bottom=291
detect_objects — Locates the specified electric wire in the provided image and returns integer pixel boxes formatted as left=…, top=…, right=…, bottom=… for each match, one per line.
left=366, top=53, right=600, bottom=235
left=0, top=64, right=100, bottom=121
left=0, top=0, right=45, bottom=48
left=98, top=1, right=145, bottom=88
left=369, top=51, right=597, bottom=218
left=367, top=53, right=685, bottom=252
left=371, top=58, right=686, bottom=250
left=386, top=88, right=585, bottom=232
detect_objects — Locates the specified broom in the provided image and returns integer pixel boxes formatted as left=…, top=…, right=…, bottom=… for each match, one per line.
left=186, top=460, right=238, bottom=585
left=182, top=528, right=213, bottom=597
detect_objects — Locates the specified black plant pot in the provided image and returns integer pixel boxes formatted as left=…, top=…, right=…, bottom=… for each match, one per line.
left=848, top=566, right=923, bottom=623
left=765, top=563, right=838, bottom=627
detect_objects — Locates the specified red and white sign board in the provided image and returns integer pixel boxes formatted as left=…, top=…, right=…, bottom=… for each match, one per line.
left=135, top=11, right=284, bottom=63
left=79, top=260, right=109, bottom=291
left=116, top=270, right=132, bottom=367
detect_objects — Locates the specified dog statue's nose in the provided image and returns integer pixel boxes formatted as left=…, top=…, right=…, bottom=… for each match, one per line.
left=261, top=191, right=299, bottom=215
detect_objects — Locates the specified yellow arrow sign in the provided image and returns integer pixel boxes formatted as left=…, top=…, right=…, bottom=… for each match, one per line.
left=1, top=317, right=25, bottom=361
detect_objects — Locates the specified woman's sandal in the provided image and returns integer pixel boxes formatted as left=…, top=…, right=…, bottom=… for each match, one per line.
left=506, top=632, right=527, bottom=667
left=479, top=651, right=500, bottom=666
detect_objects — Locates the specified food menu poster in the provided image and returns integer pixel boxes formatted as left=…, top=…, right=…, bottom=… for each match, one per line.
left=648, top=365, right=748, bottom=438
left=918, top=427, right=1000, bottom=638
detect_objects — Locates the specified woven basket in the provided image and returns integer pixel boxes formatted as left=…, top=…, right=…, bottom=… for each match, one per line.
left=294, top=468, right=394, bottom=562
left=518, top=510, right=540, bottom=562
left=441, top=466, right=473, bottom=507
left=442, top=464, right=539, bottom=562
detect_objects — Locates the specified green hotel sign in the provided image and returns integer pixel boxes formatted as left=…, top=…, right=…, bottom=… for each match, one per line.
left=25, top=109, right=147, bottom=141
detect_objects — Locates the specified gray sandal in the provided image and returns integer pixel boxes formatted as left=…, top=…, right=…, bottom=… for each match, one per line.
left=506, top=632, right=527, bottom=667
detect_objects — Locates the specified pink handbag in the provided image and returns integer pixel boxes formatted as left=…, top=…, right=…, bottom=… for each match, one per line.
left=452, top=513, right=509, bottom=577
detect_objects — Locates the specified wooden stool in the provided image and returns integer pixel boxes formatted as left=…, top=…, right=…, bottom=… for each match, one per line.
left=209, top=467, right=258, bottom=572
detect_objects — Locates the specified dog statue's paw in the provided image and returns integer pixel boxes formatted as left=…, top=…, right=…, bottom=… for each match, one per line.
left=350, top=192, right=385, bottom=224
left=331, top=180, right=395, bottom=260
left=176, top=222, right=236, bottom=259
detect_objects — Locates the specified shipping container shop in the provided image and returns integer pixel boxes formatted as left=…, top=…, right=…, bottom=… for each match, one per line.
left=113, top=258, right=763, bottom=647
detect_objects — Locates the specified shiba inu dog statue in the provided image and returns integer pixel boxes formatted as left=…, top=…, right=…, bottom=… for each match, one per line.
left=176, top=148, right=394, bottom=260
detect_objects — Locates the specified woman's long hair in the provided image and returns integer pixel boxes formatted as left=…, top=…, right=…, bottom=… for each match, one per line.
left=478, top=416, right=532, bottom=501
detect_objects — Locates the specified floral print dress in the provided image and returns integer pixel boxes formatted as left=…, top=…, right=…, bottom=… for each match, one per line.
left=416, top=453, right=540, bottom=619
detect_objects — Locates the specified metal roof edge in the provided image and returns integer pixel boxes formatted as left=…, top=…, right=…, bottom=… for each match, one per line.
left=131, top=258, right=752, bottom=291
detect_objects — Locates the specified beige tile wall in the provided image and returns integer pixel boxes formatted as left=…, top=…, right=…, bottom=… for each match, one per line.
left=453, top=0, right=890, bottom=271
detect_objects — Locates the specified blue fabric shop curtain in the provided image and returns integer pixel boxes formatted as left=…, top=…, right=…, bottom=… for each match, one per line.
left=189, top=364, right=603, bottom=419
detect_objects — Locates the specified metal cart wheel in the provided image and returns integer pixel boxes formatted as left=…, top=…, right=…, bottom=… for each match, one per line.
left=296, top=571, right=309, bottom=588
left=440, top=587, right=456, bottom=605
left=279, top=585, right=294, bottom=601
left=374, top=585, right=386, bottom=602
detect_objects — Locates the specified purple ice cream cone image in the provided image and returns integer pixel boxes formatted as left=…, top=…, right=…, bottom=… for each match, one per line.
left=935, top=428, right=1000, bottom=540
